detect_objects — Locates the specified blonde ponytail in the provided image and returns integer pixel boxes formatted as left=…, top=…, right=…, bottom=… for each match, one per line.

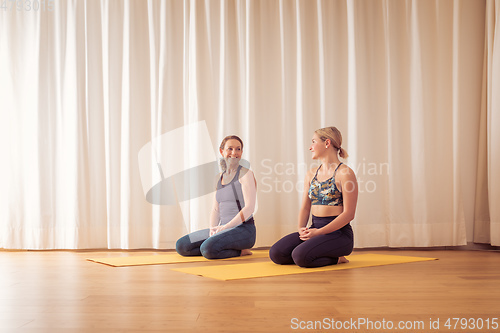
left=315, top=126, right=348, bottom=159
left=338, top=146, right=348, bottom=159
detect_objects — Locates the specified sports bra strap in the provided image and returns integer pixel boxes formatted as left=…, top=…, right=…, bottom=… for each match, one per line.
left=313, top=165, right=321, bottom=178
left=234, top=165, right=242, bottom=178
left=315, top=163, right=343, bottom=179
left=333, top=163, right=343, bottom=176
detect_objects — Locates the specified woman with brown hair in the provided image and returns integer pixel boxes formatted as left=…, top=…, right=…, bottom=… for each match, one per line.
left=176, top=135, right=256, bottom=259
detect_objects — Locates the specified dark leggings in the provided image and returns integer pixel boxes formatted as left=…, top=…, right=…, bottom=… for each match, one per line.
left=269, top=215, right=353, bottom=268
left=176, top=219, right=256, bottom=259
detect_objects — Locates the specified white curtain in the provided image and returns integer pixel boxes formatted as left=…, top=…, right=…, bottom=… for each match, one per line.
left=474, top=0, right=500, bottom=246
left=0, top=0, right=494, bottom=249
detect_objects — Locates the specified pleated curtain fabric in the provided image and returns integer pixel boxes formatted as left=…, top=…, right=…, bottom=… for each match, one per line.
left=474, top=0, right=500, bottom=246
left=0, top=0, right=497, bottom=249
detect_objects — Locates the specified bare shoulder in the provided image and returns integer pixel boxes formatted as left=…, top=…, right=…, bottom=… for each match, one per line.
left=337, top=163, right=356, bottom=180
left=238, top=167, right=257, bottom=189
left=239, top=167, right=254, bottom=180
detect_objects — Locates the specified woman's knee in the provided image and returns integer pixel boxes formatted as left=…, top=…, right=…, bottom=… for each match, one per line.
left=291, top=247, right=312, bottom=268
left=199, top=239, right=218, bottom=259
left=269, top=243, right=291, bottom=265
left=175, top=236, right=190, bottom=256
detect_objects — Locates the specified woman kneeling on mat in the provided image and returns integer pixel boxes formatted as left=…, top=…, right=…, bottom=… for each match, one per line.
left=176, top=135, right=257, bottom=259
left=270, top=126, right=358, bottom=268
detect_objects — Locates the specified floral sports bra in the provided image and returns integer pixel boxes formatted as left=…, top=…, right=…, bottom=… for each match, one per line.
left=308, top=163, right=343, bottom=206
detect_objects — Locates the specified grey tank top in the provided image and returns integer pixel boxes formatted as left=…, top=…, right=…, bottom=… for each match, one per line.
left=216, top=165, right=251, bottom=225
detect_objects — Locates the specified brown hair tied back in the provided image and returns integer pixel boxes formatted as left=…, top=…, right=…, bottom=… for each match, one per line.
left=219, top=135, right=244, bottom=151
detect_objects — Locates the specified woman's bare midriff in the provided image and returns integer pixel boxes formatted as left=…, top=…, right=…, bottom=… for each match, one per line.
left=311, top=205, right=344, bottom=217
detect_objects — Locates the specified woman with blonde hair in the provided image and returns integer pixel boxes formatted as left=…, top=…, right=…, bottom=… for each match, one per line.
left=269, top=126, right=358, bottom=267
left=176, top=135, right=256, bottom=259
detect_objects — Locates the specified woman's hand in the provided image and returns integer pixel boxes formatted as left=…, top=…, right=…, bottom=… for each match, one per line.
left=298, top=227, right=309, bottom=238
left=210, top=225, right=227, bottom=236
left=299, top=228, right=321, bottom=241
left=210, top=226, right=220, bottom=236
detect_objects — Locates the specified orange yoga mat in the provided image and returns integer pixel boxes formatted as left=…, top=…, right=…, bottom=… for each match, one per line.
left=171, top=253, right=438, bottom=280
left=87, top=250, right=269, bottom=267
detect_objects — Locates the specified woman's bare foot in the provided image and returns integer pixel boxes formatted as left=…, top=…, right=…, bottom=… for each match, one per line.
left=240, top=249, right=253, bottom=256
left=337, top=256, right=349, bottom=264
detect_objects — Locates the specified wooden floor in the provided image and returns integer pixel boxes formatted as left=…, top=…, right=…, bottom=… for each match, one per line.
left=1, top=249, right=499, bottom=333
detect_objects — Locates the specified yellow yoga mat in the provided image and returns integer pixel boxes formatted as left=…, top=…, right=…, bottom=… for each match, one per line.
left=87, top=250, right=269, bottom=267
left=171, top=253, right=438, bottom=280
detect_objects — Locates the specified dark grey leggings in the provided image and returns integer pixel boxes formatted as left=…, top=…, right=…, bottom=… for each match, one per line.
left=269, top=215, right=353, bottom=268
left=176, top=219, right=256, bottom=259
